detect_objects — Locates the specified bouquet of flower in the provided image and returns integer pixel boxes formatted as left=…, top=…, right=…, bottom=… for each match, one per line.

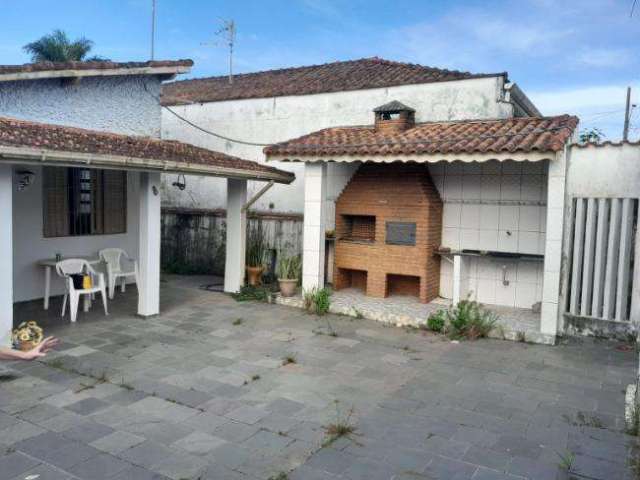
left=12, top=321, right=44, bottom=351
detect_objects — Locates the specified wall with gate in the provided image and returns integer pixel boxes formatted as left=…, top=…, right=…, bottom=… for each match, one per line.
left=161, top=207, right=303, bottom=278
left=563, top=142, right=640, bottom=337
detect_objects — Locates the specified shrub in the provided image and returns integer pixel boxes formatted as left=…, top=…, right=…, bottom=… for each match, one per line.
left=231, top=284, right=272, bottom=302
left=427, top=310, right=446, bottom=332
left=303, top=287, right=331, bottom=315
left=276, top=254, right=302, bottom=280
left=246, top=223, right=267, bottom=268
left=446, top=299, right=497, bottom=340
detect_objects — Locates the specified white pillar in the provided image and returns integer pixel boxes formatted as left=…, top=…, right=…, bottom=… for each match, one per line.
left=541, top=152, right=568, bottom=337
left=224, top=178, right=247, bottom=293
left=137, top=172, right=161, bottom=317
left=302, top=163, right=327, bottom=292
left=0, top=165, right=12, bottom=346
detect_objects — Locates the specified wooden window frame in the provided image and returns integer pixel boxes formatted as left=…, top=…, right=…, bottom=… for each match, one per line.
left=43, top=167, right=127, bottom=238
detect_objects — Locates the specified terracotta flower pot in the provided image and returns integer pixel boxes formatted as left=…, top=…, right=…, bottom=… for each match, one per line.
left=278, top=278, right=298, bottom=297
left=246, top=266, right=264, bottom=286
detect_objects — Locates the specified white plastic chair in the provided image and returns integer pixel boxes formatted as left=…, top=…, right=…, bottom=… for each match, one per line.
left=56, top=259, right=108, bottom=323
left=99, top=248, right=139, bottom=299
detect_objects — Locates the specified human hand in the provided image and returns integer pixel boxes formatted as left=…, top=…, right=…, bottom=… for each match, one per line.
left=21, top=336, right=60, bottom=360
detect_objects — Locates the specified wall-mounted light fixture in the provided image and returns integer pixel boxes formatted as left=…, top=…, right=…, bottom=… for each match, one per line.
left=172, top=174, right=187, bottom=191
left=16, top=170, right=35, bottom=191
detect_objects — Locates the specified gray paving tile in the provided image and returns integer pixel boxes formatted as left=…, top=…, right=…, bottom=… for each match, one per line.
left=0, top=452, right=41, bottom=479
left=65, top=397, right=111, bottom=416
left=69, top=453, right=131, bottom=479
left=8, top=463, right=73, bottom=480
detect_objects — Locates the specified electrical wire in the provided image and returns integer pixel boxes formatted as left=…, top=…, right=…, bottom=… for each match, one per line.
left=143, top=83, right=271, bottom=147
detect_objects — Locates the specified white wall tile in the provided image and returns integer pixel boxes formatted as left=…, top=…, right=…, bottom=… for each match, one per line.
left=515, top=282, right=538, bottom=308
left=461, top=204, right=481, bottom=229
left=477, top=260, right=496, bottom=279
left=440, top=273, right=453, bottom=299
left=518, top=231, right=539, bottom=255
left=521, top=175, right=544, bottom=201
left=444, top=175, right=463, bottom=200
left=500, top=175, right=521, bottom=200
left=498, top=230, right=518, bottom=251
left=502, top=161, right=522, bottom=175
left=443, top=204, right=462, bottom=228
left=482, top=160, right=501, bottom=174
left=463, top=162, right=482, bottom=175
left=442, top=227, right=460, bottom=249
left=478, top=230, right=498, bottom=251
left=462, top=176, right=481, bottom=200
left=476, top=278, right=496, bottom=304
left=481, top=175, right=501, bottom=200
left=516, top=262, right=539, bottom=283
left=480, top=205, right=499, bottom=228
left=519, top=206, right=541, bottom=232
left=495, top=281, right=517, bottom=306
left=460, top=229, right=480, bottom=249
left=499, top=206, right=520, bottom=230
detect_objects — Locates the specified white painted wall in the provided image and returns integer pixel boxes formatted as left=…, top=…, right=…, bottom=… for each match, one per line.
left=564, top=143, right=640, bottom=324
left=161, top=76, right=512, bottom=213
left=12, top=165, right=140, bottom=302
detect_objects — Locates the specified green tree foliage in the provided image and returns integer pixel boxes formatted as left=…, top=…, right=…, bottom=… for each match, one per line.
left=23, top=30, right=109, bottom=62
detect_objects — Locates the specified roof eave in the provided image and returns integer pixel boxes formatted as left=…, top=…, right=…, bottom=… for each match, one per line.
left=265, top=150, right=559, bottom=164
left=0, top=65, right=192, bottom=83
left=0, top=145, right=294, bottom=184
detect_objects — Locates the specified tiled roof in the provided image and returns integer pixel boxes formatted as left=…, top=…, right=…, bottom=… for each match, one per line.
left=264, top=115, right=579, bottom=158
left=0, top=116, right=294, bottom=183
left=0, top=60, right=193, bottom=79
left=161, top=57, right=503, bottom=105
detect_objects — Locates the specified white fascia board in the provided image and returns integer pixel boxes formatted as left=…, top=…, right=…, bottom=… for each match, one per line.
left=0, top=65, right=191, bottom=82
left=0, top=145, right=293, bottom=184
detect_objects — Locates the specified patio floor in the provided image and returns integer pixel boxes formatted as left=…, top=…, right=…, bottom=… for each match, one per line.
left=276, top=288, right=549, bottom=344
left=1, top=275, right=638, bottom=480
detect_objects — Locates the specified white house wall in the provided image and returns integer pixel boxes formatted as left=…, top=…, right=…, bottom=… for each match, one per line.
left=161, top=76, right=512, bottom=213
left=12, top=166, right=140, bottom=302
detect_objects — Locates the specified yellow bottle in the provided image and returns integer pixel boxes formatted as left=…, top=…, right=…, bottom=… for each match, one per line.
left=82, top=275, right=92, bottom=289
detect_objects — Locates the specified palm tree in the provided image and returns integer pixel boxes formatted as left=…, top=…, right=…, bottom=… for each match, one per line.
left=23, top=30, right=109, bottom=63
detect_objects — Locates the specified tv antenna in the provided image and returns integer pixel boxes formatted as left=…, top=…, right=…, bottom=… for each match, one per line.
left=202, top=19, right=236, bottom=85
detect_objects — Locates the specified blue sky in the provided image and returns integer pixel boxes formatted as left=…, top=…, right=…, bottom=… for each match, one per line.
left=1, top=0, right=639, bottom=139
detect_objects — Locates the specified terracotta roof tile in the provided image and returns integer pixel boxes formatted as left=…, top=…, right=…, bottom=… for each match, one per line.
left=0, top=116, right=293, bottom=183
left=264, top=115, right=579, bottom=158
left=161, top=57, right=504, bottom=105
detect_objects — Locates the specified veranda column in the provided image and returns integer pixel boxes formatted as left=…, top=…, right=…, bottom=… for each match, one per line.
left=541, top=152, right=568, bottom=338
left=0, top=165, right=12, bottom=346
left=138, top=171, right=161, bottom=317
left=224, top=178, right=247, bottom=293
left=302, top=163, right=327, bottom=291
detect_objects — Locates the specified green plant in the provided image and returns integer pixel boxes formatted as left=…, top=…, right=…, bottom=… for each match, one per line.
left=268, top=473, right=289, bottom=480
left=556, top=449, right=575, bottom=471
left=578, top=127, right=604, bottom=144
left=23, top=29, right=109, bottom=62
left=427, top=310, right=446, bottom=333
left=232, top=318, right=244, bottom=326
left=246, top=224, right=268, bottom=268
left=276, top=254, right=302, bottom=280
left=231, top=285, right=272, bottom=302
left=303, top=287, right=331, bottom=315
left=251, top=374, right=261, bottom=381
left=446, top=299, right=497, bottom=340
left=628, top=402, right=640, bottom=436
left=323, top=400, right=356, bottom=447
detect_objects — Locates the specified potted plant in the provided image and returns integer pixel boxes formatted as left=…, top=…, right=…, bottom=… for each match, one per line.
left=277, top=253, right=301, bottom=297
left=12, top=321, right=44, bottom=351
left=246, top=225, right=267, bottom=286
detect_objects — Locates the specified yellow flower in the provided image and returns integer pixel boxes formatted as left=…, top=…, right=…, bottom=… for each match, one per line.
left=19, top=332, right=30, bottom=341
left=27, top=321, right=36, bottom=327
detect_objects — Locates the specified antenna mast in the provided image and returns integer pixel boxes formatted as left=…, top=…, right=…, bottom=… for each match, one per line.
left=216, top=19, right=236, bottom=84
left=151, top=0, right=156, bottom=60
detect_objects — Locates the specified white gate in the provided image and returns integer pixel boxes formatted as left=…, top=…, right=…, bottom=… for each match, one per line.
left=566, top=197, right=638, bottom=322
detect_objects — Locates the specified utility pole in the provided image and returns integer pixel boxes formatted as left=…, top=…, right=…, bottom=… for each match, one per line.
left=150, top=0, right=156, bottom=60
left=623, top=86, right=632, bottom=141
